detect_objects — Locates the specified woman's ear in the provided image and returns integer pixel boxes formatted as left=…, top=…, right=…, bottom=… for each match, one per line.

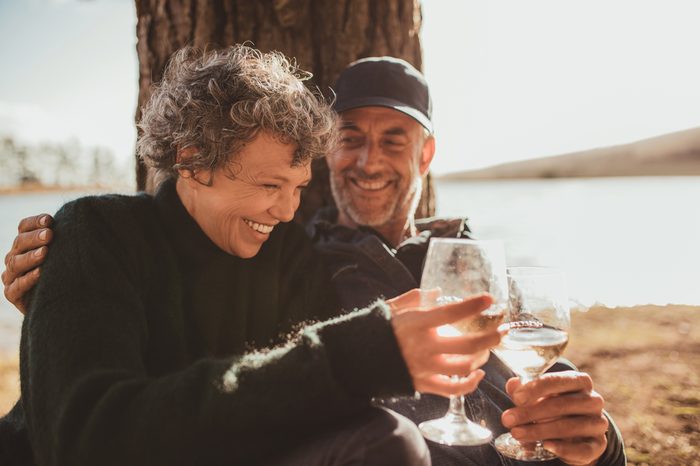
left=176, top=146, right=214, bottom=186
left=176, top=146, right=199, bottom=179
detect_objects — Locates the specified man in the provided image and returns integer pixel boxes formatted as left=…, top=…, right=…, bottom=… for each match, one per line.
left=3, top=57, right=625, bottom=465
left=310, top=57, right=626, bottom=466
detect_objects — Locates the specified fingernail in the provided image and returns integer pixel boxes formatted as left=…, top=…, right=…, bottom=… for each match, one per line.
left=39, top=229, right=48, bottom=241
left=34, top=247, right=44, bottom=257
left=39, top=215, right=48, bottom=226
left=513, top=391, right=527, bottom=404
left=502, top=412, right=516, bottom=427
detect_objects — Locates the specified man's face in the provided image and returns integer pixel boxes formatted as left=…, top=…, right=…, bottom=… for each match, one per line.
left=327, top=106, right=434, bottom=233
left=177, top=131, right=311, bottom=258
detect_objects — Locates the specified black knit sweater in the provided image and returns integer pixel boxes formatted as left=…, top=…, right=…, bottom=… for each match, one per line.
left=18, top=180, right=413, bottom=466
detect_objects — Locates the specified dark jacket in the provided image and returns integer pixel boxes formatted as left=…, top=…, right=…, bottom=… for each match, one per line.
left=308, top=207, right=627, bottom=466
left=307, top=207, right=473, bottom=311
left=11, top=181, right=414, bottom=466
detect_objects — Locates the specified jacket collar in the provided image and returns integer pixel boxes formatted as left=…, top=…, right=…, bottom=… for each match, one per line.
left=307, top=206, right=471, bottom=249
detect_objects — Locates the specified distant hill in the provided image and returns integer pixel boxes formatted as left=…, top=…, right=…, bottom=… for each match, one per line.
left=441, top=127, right=700, bottom=179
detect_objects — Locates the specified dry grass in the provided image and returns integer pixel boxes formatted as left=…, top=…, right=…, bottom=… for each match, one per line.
left=568, top=304, right=700, bottom=465
left=1, top=305, right=698, bottom=464
left=0, top=351, right=19, bottom=414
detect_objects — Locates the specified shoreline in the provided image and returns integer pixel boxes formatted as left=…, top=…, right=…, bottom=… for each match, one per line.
left=0, top=184, right=134, bottom=196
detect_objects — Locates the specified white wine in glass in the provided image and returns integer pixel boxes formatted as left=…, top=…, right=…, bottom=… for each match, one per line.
left=418, top=238, right=508, bottom=446
left=494, top=266, right=570, bottom=461
left=495, top=323, right=568, bottom=381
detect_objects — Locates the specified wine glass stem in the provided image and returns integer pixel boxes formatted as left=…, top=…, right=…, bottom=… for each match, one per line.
left=447, top=394, right=468, bottom=418
left=518, top=375, right=547, bottom=453
left=447, top=375, right=468, bottom=419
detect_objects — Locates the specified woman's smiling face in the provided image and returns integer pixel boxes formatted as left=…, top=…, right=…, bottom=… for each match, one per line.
left=176, top=131, right=311, bottom=258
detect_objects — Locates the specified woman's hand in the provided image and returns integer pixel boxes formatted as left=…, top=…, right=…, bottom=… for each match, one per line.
left=388, top=289, right=502, bottom=397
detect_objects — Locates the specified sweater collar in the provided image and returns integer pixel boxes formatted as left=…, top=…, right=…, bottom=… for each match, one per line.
left=154, top=177, right=233, bottom=262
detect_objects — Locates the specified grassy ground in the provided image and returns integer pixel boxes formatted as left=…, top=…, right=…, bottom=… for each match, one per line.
left=1, top=305, right=698, bottom=464
left=567, top=304, right=700, bottom=465
left=0, top=350, right=18, bottom=415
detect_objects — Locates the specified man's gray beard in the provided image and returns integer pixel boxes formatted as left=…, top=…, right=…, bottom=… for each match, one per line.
left=330, top=175, right=422, bottom=229
left=406, top=175, right=423, bottom=223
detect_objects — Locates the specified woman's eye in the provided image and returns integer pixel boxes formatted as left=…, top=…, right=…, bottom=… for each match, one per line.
left=263, top=184, right=280, bottom=191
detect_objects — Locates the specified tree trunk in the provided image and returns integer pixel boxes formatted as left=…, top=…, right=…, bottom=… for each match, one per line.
left=134, top=0, right=435, bottom=222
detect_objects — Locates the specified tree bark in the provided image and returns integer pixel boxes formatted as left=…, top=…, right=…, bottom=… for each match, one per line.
left=134, top=0, right=435, bottom=222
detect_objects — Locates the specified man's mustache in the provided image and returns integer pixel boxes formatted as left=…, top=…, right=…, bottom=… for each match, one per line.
left=343, top=170, right=395, bottom=181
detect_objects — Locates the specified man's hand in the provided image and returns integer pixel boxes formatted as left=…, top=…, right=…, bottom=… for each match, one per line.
left=2, top=214, right=54, bottom=314
left=388, top=289, right=502, bottom=398
left=501, top=371, right=608, bottom=466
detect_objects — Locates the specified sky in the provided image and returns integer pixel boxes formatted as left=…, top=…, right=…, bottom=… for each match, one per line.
left=1, top=0, right=700, bottom=177
left=422, top=0, right=700, bottom=173
left=0, top=0, right=138, bottom=180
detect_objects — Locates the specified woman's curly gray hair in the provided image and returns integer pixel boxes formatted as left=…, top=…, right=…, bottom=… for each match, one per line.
left=137, top=44, right=338, bottom=181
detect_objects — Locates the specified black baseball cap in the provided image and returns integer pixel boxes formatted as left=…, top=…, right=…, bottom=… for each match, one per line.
left=333, top=56, right=433, bottom=133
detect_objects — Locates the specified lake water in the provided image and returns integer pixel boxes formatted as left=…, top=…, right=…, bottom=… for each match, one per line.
left=435, top=176, right=700, bottom=308
left=0, top=189, right=116, bottom=351
left=1, top=177, right=699, bottom=350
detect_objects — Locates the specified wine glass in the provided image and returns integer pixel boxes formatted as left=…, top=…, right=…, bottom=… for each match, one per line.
left=494, top=266, right=570, bottom=461
left=418, top=238, right=509, bottom=446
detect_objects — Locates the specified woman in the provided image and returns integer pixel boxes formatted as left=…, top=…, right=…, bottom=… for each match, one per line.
left=13, top=45, right=498, bottom=466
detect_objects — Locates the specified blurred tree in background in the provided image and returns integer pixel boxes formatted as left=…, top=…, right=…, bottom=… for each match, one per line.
left=0, top=136, right=121, bottom=190
left=134, top=0, right=435, bottom=222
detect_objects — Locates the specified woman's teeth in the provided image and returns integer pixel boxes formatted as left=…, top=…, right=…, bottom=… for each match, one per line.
left=353, top=179, right=392, bottom=191
left=244, top=219, right=274, bottom=234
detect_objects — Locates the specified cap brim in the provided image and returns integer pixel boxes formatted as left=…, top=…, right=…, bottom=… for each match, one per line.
left=334, top=97, right=433, bottom=133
